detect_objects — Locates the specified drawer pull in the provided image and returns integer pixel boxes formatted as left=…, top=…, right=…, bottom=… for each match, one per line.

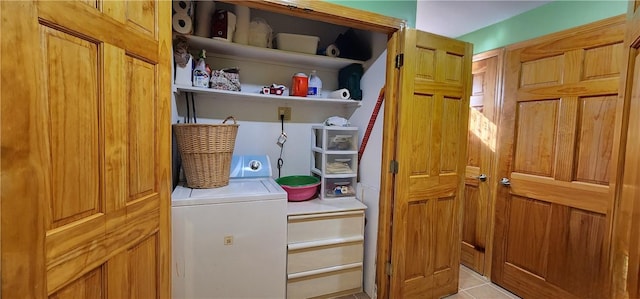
left=287, top=262, right=362, bottom=280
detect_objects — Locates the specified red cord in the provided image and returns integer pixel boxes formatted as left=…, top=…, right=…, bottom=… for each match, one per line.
left=358, top=87, right=385, bottom=165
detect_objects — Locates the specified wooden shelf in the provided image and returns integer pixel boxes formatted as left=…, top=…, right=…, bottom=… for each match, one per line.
left=173, top=84, right=362, bottom=108
left=185, top=35, right=364, bottom=70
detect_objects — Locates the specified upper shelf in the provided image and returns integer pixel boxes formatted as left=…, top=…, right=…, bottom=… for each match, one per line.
left=184, top=35, right=364, bottom=69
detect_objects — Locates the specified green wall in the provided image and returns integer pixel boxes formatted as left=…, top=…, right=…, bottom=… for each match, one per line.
left=327, top=0, right=416, bottom=28
left=458, top=1, right=627, bottom=54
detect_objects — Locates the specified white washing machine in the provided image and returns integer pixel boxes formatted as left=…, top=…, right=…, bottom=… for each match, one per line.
left=172, top=155, right=287, bottom=299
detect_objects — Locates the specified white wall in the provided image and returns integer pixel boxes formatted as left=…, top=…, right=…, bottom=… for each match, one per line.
left=348, top=50, right=387, bottom=298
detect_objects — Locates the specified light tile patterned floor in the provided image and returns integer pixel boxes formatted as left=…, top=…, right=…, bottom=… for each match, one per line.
left=444, top=265, right=520, bottom=299
left=336, top=265, right=520, bottom=299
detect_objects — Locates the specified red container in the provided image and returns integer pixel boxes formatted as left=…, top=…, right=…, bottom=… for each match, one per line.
left=290, top=73, right=308, bottom=97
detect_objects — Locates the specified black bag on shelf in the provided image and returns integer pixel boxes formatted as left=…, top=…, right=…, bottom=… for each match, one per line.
left=339, top=63, right=364, bottom=101
left=334, top=29, right=371, bottom=61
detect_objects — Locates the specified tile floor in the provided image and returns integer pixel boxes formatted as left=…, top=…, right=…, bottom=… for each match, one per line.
left=445, top=265, right=520, bottom=299
left=336, top=265, right=520, bottom=299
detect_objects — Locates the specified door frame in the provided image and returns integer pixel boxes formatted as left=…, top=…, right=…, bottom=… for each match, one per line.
left=611, top=2, right=640, bottom=297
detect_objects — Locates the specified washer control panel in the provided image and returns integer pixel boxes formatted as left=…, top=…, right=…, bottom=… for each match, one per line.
left=229, top=155, right=272, bottom=178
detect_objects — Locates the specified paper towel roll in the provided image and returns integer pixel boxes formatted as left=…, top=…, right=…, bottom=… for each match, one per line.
left=234, top=5, right=250, bottom=45
left=173, top=12, right=193, bottom=34
left=328, top=88, right=350, bottom=100
left=194, top=1, right=215, bottom=37
left=173, top=0, right=191, bottom=14
left=325, top=44, right=340, bottom=57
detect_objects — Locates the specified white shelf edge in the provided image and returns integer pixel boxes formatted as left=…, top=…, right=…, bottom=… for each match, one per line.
left=184, top=34, right=365, bottom=70
left=322, top=173, right=357, bottom=179
left=323, top=150, right=358, bottom=155
left=173, top=84, right=362, bottom=108
left=312, top=170, right=356, bottom=177
left=321, top=195, right=357, bottom=200
left=312, top=125, right=360, bottom=130
left=311, top=147, right=359, bottom=154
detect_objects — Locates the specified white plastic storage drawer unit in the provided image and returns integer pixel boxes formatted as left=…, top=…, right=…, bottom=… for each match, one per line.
left=311, top=126, right=359, bottom=200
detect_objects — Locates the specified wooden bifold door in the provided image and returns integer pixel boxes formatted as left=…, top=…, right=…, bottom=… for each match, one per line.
left=378, top=28, right=473, bottom=299
left=1, top=1, right=172, bottom=298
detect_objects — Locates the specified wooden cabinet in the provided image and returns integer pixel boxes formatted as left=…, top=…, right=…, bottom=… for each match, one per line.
left=311, top=126, right=358, bottom=200
left=287, top=199, right=366, bottom=298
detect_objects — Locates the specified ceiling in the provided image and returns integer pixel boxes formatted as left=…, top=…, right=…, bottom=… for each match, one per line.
left=416, top=0, right=553, bottom=37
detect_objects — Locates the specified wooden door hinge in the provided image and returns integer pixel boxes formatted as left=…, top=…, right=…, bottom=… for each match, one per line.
left=386, top=261, right=393, bottom=276
left=395, top=54, right=404, bottom=68
left=389, top=160, right=398, bottom=174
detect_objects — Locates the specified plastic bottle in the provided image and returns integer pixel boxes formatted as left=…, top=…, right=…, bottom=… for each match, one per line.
left=193, top=49, right=209, bottom=88
left=307, top=70, right=322, bottom=97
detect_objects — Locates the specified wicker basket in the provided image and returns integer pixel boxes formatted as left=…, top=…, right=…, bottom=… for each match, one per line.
left=173, top=116, right=239, bottom=188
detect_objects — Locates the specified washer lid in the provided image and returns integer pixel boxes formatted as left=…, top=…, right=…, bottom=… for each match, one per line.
left=171, top=178, right=286, bottom=206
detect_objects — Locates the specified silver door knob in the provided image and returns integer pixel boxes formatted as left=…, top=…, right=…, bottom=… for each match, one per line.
left=500, top=177, right=511, bottom=186
left=476, top=174, right=487, bottom=182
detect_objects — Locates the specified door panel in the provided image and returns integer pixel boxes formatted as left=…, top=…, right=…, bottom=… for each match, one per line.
left=1, top=1, right=171, bottom=298
left=492, top=16, right=625, bottom=299
left=42, top=24, right=101, bottom=229
left=514, top=100, right=558, bottom=177
left=611, top=1, right=640, bottom=298
left=546, top=207, right=606, bottom=298
left=126, top=0, right=156, bottom=34
left=127, top=55, right=157, bottom=198
left=462, top=50, right=502, bottom=275
left=50, top=267, right=104, bottom=299
left=575, top=95, right=616, bottom=184
left=388, top=29, right=472, bottom=299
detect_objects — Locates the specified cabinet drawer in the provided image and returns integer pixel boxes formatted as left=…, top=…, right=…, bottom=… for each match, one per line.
left=287, top=264, right=362, bottom=299
left=288, top=240, right=363, bottom=274
left=288, top=211, right=364, bottom=243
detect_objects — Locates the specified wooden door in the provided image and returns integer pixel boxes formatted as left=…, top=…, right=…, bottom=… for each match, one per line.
left=492, top=16, right=625, bottom=299
left=377, top=28, right=473, bottom=299
left=1, top=1, right=172, bottom=298
left=611, top=1, right=640, bottom=298
left=461, top=49, right=503, bottom=276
